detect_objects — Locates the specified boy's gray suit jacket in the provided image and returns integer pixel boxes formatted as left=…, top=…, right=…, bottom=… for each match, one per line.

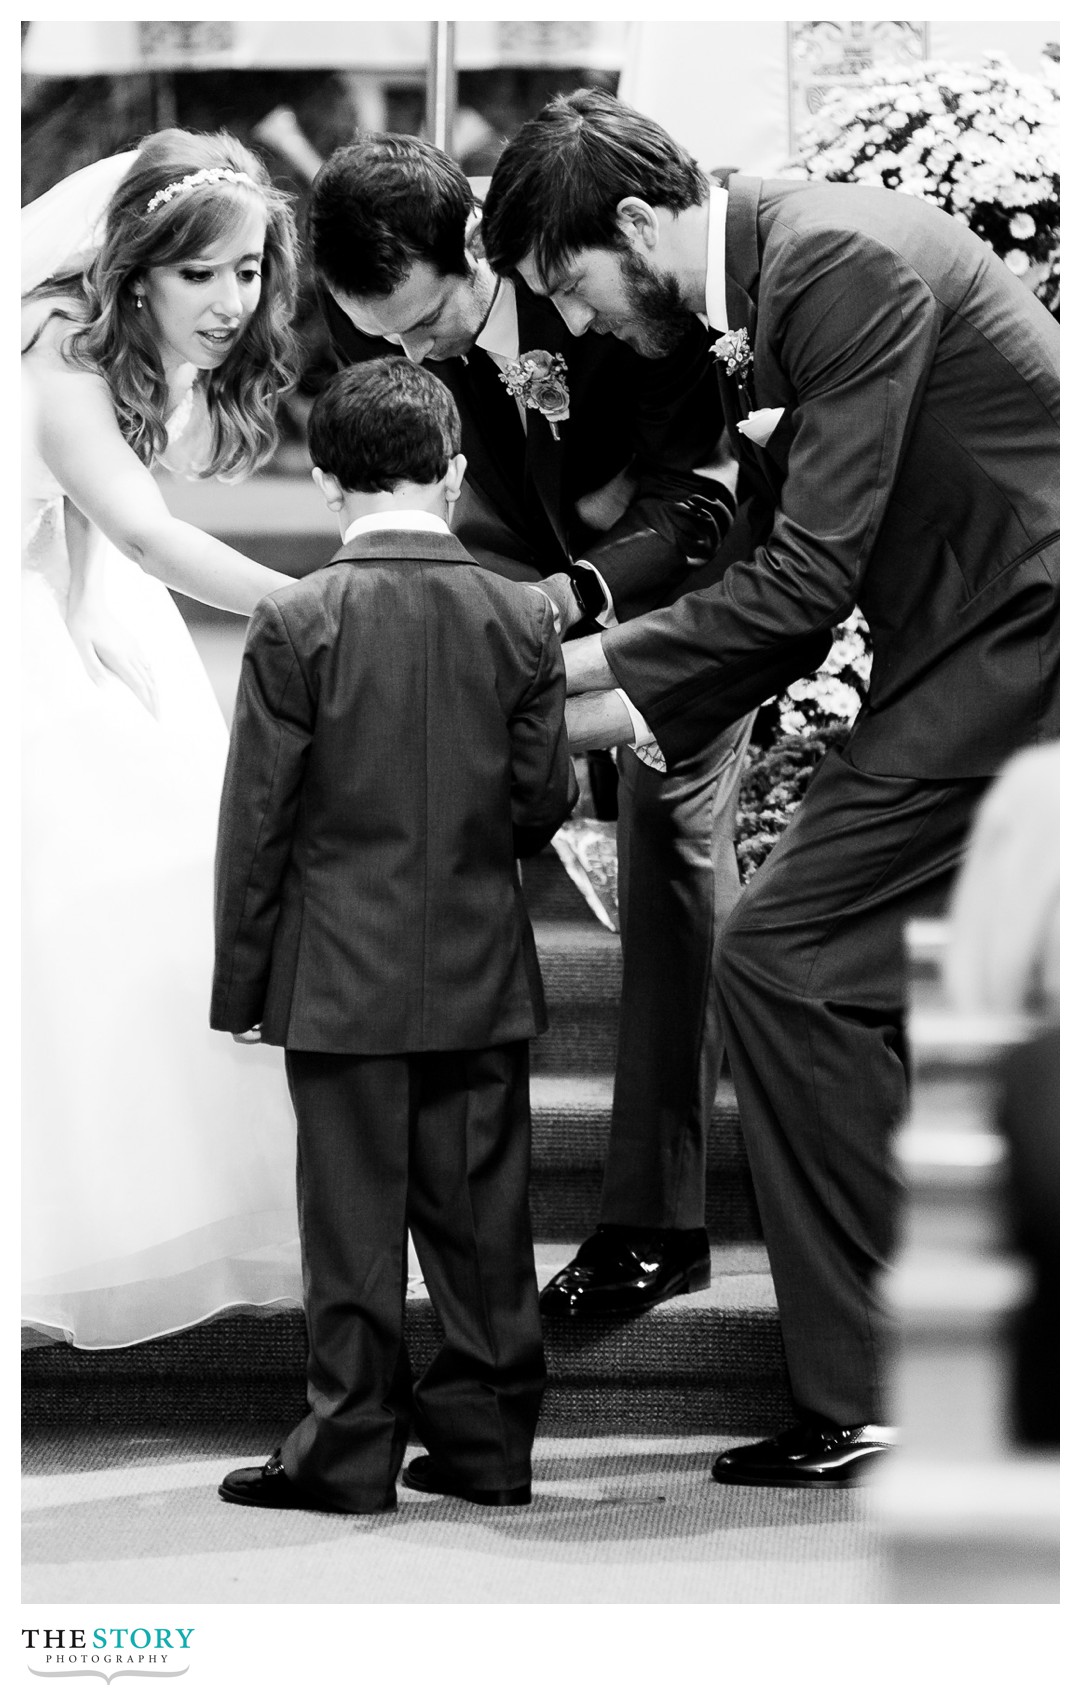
left=210, top=528, right=576, bottom=1052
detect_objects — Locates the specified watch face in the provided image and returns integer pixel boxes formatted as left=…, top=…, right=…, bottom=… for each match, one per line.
left=570, top=565, right=603, bottom=622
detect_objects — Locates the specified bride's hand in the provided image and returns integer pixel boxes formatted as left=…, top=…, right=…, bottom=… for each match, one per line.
left=66, top=602, right=159, bottom=717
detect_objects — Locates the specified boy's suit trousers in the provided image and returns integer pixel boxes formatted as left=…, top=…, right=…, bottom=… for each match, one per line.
left=278, top=1041, right=544, bottom=1512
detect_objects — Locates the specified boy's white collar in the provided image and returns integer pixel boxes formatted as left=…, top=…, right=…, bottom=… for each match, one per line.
left=341, top=511, right=450, bottom=543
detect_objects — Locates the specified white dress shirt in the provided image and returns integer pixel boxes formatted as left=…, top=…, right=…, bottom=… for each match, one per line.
left=474, top=276, right=520, bottom=367
left=342, top=510, right=450, bottom=543
left=475, top=278, right=528, bottom=428
left=698, top=183, right=730, bottom=334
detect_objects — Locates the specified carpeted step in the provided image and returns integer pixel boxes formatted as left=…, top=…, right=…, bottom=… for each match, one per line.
left=530, top=922, right=623, bottom=1074
left=534, top=1244, right=793, bottom=1434
left=520, top=845, right=602, bottom=923
left=528, top=1076, right=761, bottom=1240
left=22, top=1247, right=793, bottom=1436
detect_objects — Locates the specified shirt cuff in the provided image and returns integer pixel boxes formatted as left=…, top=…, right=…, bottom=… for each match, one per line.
left=573, top=559, right=616, bottom=627
left=613, top=689, right=667, bottom=772
left=527, top=583, right=561, bottom=626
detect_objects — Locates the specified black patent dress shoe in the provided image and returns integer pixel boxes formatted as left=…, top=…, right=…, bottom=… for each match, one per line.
left=400, top=1453, right=531, bottom=1506
left=539, top=1225, right=711, bottom=1317
left=218, top=1452, right=394, bottom=1514
left=219, top=1453, right=329, bottom=1510
left=711, top=1420, right=898, bottom=1488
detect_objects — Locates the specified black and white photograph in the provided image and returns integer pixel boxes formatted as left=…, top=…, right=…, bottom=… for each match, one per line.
left=18, top=5, right=1061, bottom=1684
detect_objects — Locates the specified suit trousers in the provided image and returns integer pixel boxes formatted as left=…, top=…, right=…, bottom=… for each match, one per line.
left=279, top=1042, right=545, bottom=1512
left=715, top=750, right=988, bottom=1427
left=599, top=709, right=756, bottom=1229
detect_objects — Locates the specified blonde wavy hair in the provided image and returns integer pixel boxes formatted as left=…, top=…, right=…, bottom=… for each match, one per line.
left=23, top=129, right=299, bottom=480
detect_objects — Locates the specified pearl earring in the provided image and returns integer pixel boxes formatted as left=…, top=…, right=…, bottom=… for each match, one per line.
left=134, top=295, right=144, bottom=310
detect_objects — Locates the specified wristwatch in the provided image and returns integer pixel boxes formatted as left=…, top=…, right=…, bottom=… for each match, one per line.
left=568, top=561, right=608, bottom=623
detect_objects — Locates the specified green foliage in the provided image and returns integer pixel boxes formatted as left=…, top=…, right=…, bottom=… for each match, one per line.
left=735, top=722, right=852, bottom=881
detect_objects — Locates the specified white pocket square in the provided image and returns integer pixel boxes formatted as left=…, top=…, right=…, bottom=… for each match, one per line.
left=736, top=406, right=785, bottom=447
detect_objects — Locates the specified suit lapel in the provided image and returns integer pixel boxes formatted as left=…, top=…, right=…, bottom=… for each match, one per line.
left=716, top=175, right=786, bottom=500
left=723, top=174, right=762, bottom=345
left=514, top=279, right=570, bottom=552
left=432, top=350, right=528, bottom=535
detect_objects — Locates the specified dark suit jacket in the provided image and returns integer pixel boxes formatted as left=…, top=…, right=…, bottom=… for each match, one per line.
left=322, top=276, right=733, bottom=622
left=211, top=529, right=577, bottom=1052
left=603, top=176, right=1060, bottom=778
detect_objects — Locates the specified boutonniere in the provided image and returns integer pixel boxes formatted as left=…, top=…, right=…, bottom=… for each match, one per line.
left=499, top=349, right=570, bottom=440
left=711, top=327, right=753, bottom=383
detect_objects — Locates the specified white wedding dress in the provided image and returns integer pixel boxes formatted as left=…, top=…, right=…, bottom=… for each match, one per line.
left=21, top=372, right=304, bottom=1349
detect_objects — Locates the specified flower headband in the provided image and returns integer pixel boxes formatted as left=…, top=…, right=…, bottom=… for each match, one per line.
left=145, top=167, right=257, bottom=217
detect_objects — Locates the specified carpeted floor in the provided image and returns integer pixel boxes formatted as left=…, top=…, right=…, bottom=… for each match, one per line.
left=23, top=1427, right=887, bottom=1605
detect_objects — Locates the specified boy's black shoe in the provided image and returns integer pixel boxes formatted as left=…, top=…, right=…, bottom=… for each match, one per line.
left=218, top=1452, right=394, bottom=1514
left=401, top=1453, right=531, bottom=1506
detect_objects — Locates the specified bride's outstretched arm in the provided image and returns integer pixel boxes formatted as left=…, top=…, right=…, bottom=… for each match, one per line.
left=29, top=354, right=293, bottom=616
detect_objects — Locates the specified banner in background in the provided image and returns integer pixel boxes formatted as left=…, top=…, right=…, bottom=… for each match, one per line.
left=787, top=20, right=929, bottom=154
left=22, top=19, right=628, bottom=75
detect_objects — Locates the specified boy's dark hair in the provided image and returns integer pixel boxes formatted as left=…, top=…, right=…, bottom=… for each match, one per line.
left=483, top=88, right=709, bottom=285
left=308, top=134, right=475, bottom=300
left=308, top=358, right=462, bottom=493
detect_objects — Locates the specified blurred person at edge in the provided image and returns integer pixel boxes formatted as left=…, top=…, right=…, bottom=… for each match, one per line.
left=946, top=743, right=1059, bottom=1022
left=947, top=744, right=1059, bottom=1448
left=21, top=132, right=304, bottom=1349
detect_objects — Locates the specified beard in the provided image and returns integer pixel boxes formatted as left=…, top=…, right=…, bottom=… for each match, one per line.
left=612, top=246, right=691, bottom=359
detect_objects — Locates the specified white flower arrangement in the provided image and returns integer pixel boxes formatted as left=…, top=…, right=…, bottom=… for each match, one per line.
left=777, top=610, right=872, bottom=737
left=786, top=51, right=1060, bottom=313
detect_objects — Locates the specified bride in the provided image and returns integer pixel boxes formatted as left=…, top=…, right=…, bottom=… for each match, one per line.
left=22, top=130, right=306, bottom=1348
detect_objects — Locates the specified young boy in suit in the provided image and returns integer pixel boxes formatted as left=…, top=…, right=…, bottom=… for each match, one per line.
left=212, top=357, right=577, bottom=1514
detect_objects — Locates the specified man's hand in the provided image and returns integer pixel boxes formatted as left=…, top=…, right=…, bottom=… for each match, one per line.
left=562, top=632, right=618, bottom=694
left=531, top=572, right=580, bottom=636
left=565, top=690, right=634, bottom=753
left=232, top=1025, right=263, bottom=1045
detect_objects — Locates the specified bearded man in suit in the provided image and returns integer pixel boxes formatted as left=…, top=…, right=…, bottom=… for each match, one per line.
left=482, top=88, right=1059, bottom=1487
left=306, top=133, right=778, bottom=1318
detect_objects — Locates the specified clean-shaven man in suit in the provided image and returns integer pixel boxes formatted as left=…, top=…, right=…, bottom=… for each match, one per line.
left=213, top=360, right=576, bottom=1513
left=482, top=88, right=1059, bottom=1487
left=306, top=132, right=774, bottom=1320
